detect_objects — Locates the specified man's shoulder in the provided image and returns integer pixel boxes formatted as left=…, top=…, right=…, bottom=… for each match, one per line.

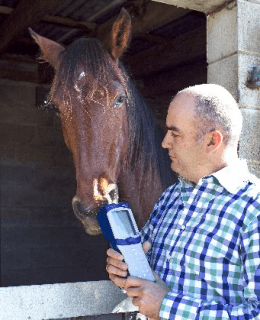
left=160, top=181, right=180, bottom=198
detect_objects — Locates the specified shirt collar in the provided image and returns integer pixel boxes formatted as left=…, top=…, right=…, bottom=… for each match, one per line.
left=210, top=159, right=251, bottom=194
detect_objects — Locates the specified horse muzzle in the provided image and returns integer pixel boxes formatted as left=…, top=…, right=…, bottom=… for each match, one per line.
left=72, top=180, right=119, bottom=236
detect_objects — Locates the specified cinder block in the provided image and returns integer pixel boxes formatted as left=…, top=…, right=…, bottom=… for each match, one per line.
left=238, top=0, right=260, bottom=56
left=207, top=3, right=238, bottom=64
left=207, top=54, right=239, bottom=100
left=0, top=145, right=19, bottom=167
left=30, top=247, right=67, bottom=268
left=1, top=166, right=32, bottom=186
left=207, top=0, right=260, bottom=64
left=15, top=144, right=57, bottom=167
left=30, top=206, right=77, bottom=227
left=1, top=207, right=32, bottom=227
left=33, top=126, right=66, bottom=147
left=239, top=109, right=260, bottom=162
left=1, top=226, right=50, bottom=249
left=1, top=269, right=32, bottom=287
left=1, top=246, right=31, bottom=270
left=32, top=166, right=76, bottom=207
left=0, top=123, right=35, bottom=146
left=9, top=183, right=49, bottom=207
left=49, top=226, right=87, bottom=247
left=0, top=280, right=126, bottom=319
left=29, top=266, right=108, bottom=285
left=0, top=80, right=35, bottom=108
left=0, top=100, right=55, bottom=127
left=0, top=179, right=11, bottom=207
left=54, top=147, right=74, bottom=167
left=247, top=164, right=260, bottom=179
left=237, top=54, right=260, bottom=110
left=208, top=53, right=260, bottom=110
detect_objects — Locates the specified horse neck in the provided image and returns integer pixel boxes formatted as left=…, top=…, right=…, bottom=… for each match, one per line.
left=118, top=157, right=165, bottom=229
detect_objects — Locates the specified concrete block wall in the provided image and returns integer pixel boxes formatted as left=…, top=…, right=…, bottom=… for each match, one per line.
left=0, top=76, right=110, bottom=287
left=207, top=0, right=260, bottom=178
left=0, top=280, right=127, bottom=320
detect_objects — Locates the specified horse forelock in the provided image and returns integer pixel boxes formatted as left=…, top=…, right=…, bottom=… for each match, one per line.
left=51, top=38, right=128, bottom=102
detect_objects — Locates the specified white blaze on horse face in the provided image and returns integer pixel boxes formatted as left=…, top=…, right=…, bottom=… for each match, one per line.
left=75, top=71, right=86, bottom=94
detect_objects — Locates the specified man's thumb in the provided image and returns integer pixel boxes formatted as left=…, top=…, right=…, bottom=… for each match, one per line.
left=142, top=241, right=151, bottom=254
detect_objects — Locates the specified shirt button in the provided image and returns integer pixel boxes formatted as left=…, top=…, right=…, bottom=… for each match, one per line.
left=181, top=225, right=186, bottom=230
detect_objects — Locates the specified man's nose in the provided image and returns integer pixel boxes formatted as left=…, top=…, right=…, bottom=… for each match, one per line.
left=162, top=132, right=171, bottom=149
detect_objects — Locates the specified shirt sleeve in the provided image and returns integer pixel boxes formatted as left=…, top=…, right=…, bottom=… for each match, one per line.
left=159, top=216, right=260, bottom=320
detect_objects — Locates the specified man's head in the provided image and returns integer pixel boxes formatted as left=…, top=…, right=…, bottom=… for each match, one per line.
left=162, top=84, right=242, bottom=183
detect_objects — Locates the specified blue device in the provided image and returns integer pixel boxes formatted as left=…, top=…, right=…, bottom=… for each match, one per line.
left=98, top=202, right=155, bottom=282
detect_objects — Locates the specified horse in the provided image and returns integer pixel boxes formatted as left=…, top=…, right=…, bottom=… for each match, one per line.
left=30, top=8, right=177, bottom=236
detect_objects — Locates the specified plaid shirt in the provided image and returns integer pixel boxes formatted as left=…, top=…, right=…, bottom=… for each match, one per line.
left=141, top=159, right=260, bottom=320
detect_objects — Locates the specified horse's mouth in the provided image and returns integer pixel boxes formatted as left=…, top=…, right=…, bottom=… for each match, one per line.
left=72, top=180, right=119, bottom=236
left=82, top=220, right=102, bottom=236
left=72, top=196, right=102, bottom=235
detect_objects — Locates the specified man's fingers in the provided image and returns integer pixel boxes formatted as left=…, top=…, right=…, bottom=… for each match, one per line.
left=142, top=241, right=151, bottom=254
left=109, top=273, right=127, bottom=288
left=107, top=256, right=128, bottom=270
left=106, top=263, right=128, bottom=278
left=107, top=248, right=124, bottom=260
left=124, top=276, right=144, bottom=290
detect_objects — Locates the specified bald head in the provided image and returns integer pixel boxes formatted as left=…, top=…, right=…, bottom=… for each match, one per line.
left=176, top=84, right=242, bottom=147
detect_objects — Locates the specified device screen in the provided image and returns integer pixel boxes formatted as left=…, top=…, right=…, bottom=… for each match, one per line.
left=116, top=210, right=137, bottom=236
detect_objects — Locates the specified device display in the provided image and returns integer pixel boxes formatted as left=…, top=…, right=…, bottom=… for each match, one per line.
left=98, top=202, right=155, bottom=282
left=112, top=210, right=137, bottom=236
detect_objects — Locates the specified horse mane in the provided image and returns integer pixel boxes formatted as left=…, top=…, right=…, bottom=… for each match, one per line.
left=125, top=79, right=175, bottom=189
left=51, top=37, right=176, bottom=190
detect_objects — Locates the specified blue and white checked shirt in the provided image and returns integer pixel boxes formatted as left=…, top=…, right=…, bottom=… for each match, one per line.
left=141, top=159, right=260, bottom=319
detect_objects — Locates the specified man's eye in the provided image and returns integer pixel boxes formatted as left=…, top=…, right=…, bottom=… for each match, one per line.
left=170, top=132, right=179, bottom=138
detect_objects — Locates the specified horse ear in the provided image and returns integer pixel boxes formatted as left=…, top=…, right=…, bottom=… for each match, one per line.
left=109, top=8, right=131, bottom=60
left=29, top=28, right=65, bottom=70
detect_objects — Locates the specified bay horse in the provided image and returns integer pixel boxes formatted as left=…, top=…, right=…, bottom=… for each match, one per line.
left=30, top=9, right=177, bottom=236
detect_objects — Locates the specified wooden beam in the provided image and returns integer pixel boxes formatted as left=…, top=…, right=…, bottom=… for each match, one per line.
left=43, top=15, right=96, bottom=31
left=0, top=5, right=96, bottom=31
left=97, top=1, right=190, bottom=41
left=0, top=0, right=63, bottom=53
left=0, top=4, right=166, bottom=44
left=124, top=26, right=206, bottom=76
left=0, top=5, right=12, bottom=14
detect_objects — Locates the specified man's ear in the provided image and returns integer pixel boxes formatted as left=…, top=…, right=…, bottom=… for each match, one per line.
left=206, top=130, right=223, bottom=153
left=29, top=28, right=65, bottom=70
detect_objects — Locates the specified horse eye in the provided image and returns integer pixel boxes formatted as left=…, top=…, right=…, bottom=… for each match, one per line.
left=43, top=100, right=61, bottom=115
left=48, top=104, right=61, bottom=114
left=113, top=95, right=126, bottom=108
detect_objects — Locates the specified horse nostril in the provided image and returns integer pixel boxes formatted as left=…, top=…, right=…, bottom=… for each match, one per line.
left=72, top=196, right=88, bottom=217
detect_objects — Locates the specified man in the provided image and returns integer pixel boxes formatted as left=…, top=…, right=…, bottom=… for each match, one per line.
left=106, top=84, right=260, bottom=319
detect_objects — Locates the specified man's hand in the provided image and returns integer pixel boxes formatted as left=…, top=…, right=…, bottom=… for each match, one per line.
left=124, top=274, right=170, bottom=319
left=106, top=246, right=128, bottom=288
left=106, top=241, right=170, bottom=319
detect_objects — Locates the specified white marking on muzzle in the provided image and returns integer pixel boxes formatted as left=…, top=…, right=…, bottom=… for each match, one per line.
left=93, top=178, right=119, bottom=204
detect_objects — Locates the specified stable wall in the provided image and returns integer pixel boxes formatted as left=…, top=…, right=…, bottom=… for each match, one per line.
left=0, top=65, right=109, bottom=287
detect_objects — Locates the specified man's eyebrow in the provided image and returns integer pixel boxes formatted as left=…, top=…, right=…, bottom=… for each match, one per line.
left=166, top=125, right=181, bottom=132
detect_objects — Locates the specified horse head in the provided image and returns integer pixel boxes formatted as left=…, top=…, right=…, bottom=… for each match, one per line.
left=30, top=9, right=132, bottom=235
